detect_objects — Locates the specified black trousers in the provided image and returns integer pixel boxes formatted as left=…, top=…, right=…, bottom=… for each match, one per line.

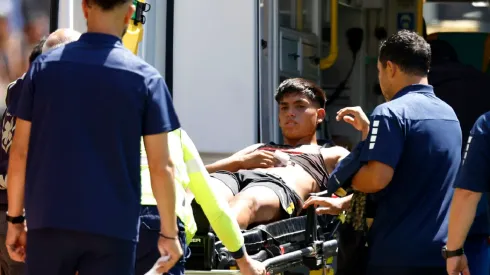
left=26, top=228, right=136, bottom=275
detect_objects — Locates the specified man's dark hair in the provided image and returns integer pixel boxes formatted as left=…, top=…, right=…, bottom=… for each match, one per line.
left=379, top=30, right=431, bottom=76
left=88, top=0, right=131, bottom=11
left=275, top=78, right=326, bottom=108
left=28, top=36, right=47, bottom=64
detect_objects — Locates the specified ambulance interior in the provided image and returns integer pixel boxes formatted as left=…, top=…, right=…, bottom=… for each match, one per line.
left=50, top=0, right=490, bottom=274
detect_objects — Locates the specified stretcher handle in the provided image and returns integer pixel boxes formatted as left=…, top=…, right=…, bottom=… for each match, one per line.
left=262, top=239, right=338, bottom=268
left=250, top=250, right=268, bottom=261
left=322, top=239, right=338, bottom=255
left=262, top=247, right=314, bottom=268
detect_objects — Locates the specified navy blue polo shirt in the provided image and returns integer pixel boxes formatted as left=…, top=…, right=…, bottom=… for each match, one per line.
left=9, top=33, right=180, bottom=242
left=454, top=112, right=490, bottom=236
left=360, top=84, right=461, bottom=267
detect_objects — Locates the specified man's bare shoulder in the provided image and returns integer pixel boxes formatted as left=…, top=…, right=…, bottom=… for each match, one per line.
left=320, top=146, right=351, bottom=171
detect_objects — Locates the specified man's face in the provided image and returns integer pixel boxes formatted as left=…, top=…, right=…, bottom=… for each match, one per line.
left=278, top=93, right=324, bottom=140
left=377, top=60, right=393, bottom=101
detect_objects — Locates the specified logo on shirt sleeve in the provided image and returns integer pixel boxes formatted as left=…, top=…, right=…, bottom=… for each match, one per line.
left=463, top=135, right=472, bottom=164
left=1, top=112, right=15, bottom=154
left=369, top=120, right=379, bottom=150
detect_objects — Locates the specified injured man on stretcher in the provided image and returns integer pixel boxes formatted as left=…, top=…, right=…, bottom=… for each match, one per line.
left=205, top=78, right=351, bottom=229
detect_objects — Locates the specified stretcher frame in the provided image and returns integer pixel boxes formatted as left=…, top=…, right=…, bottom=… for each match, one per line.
left=186, top=204, right=340, bottom=275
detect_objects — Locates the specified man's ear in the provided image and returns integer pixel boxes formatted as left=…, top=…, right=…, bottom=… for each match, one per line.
left=82, top=0, right=89, bottom=19
left=124, top=3, right=136, bottom=25
left=317, top=108, right=326, bottom=124
left=386, top=61, right=396, bottom=78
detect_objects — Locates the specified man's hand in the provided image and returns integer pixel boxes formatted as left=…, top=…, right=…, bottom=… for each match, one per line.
left=303, top=195, right=351, bottom=215
left=236, top=256, right=266, bottom=275
left=336, top=106, right=370, bottom=140
left=156, top=236, right=183, bottom=273
left=446, top=255, right=470, bottom=275
left=5, top=223, right=27, bottom=262
left=239, top=151, right=277, bottom=169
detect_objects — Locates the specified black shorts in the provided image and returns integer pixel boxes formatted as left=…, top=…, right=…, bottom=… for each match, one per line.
left=211, top=170, right=303, bottom=218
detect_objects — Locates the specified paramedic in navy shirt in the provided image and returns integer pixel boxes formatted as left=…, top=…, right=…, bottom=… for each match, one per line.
left=446, top=112, right=490, bottom=275
left=4, top=0, right=183, bottom=274
left=336, top=30, right=461, bottom=275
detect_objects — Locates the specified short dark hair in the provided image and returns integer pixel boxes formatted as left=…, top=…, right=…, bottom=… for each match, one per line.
left=275, top=78, right=326, bottom=108
left=28, top=36, right=47, bottom=64
left=379, top=30, right=431, bottom=76
left=88, top=0, right=131, bottom=11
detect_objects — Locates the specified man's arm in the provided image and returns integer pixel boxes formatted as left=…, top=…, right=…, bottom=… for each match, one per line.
left=205, top=143, right=262, bottom=173
left=7, top=62, right=37, bottom=217
left=144, top=133, right=178, bottom=237
left=352, top=161, right=394, bottom=193
left=6, top=119, right=31, bottom=217
left=143, top=76, right=181, bottom=237
left=447, top=188, right=481, bottom=250
left=447, top=116, right=490, bottom=250
left=319, top=146, right=354, bottom=208
left=321, top=145, right=350, bottom=173
left=353, top=110, right=404, bottom=193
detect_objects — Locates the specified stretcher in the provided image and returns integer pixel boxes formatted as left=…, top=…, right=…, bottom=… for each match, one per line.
left=185, top=198, right=341, bottom=275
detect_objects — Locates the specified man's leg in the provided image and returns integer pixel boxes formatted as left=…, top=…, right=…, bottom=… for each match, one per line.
left=25, top=229, right=80, bottom=275
left=209, top=177, right=235, bottom=202
left=209, top=172, right=239, bottom=203
left=211, top=171, right=295, bottom=229
left=135, top=206, right=190, bottom=275
left=75, top=231, right=136, bottom=275
left=135, top=206, right=160, bottom=275
left=229, top=186, right=282, bottom=229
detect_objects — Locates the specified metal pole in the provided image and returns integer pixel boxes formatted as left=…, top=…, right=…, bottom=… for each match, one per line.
left=49, top=0, right=60, bottom=33
left=165, top=0, right=175, bottom=96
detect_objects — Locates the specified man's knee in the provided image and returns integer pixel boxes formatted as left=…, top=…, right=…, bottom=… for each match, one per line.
left=230, top=192, right=258, bottom=213
left=229, top=187, right=281, bottom=228
left=229, top=192, right=259, bottom=228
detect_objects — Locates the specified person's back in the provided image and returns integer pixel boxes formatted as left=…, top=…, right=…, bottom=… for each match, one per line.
left=22, top=31, right=167, bottom=240
left=5, top=1, right=183, bottom=274
left=429, top=39, right=490, bottom=146
left=430, top=63, right=490, bottom=144
left=429, top=40, right=490, bottom=245
left=368, top=86, right=461, bottom=267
